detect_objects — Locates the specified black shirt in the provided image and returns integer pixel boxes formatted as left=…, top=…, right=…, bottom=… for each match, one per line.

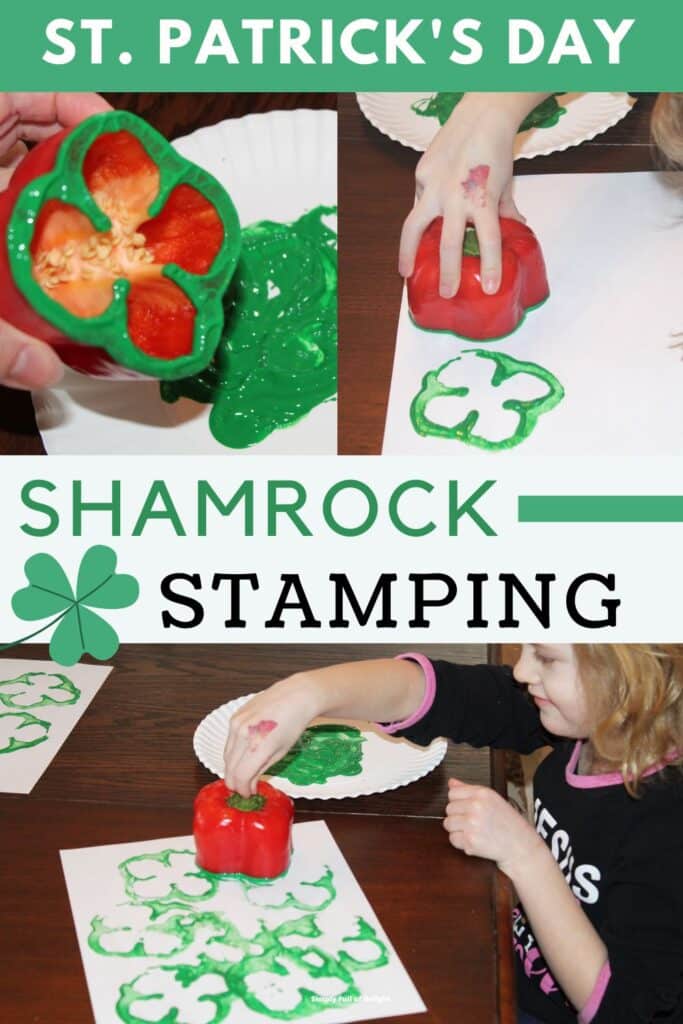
left=397, top=660, right=683, bottom=1024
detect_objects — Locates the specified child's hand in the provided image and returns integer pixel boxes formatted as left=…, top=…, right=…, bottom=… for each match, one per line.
left=223, top=675, right=323, bottom=798
left=443, top=777, right=542, bottom=877
left=399, top=94, right=547, bottom=299
left=0, top=92, right=111, bottom=390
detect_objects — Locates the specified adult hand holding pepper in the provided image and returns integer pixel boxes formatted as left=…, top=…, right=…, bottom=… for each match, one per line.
left=398, top=93, right=549, bottom=300
left=0, top=92, right=111, bottom=390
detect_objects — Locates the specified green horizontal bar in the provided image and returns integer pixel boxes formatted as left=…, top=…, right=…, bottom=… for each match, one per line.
left=518, top=496, right=683, bottom=523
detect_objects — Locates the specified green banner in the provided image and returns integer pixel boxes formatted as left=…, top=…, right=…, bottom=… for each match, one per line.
left=519, top=496, right=683, bottom=523
left=0, top=1, right=678, bottom=90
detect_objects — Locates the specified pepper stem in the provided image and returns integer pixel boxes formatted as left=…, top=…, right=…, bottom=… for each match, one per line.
left=463, top=226, right=480, bottom=258
left=227, top=792, right=266, bottom=812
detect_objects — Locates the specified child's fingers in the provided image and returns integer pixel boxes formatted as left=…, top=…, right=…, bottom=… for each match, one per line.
left=223, top=715, right=255, bottom=791
left=398, top=197, right=433, bottom=278
left=448, top=782, right=476, bottom=801
left=472, top=207, right=503, bottom=295
left=438, top=206, right=467, bottom=298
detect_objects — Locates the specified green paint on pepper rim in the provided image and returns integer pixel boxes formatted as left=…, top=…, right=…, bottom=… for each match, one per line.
left=412, top=93, right=567, bottom=131
left=161, top=205, right=337, bottom=449
left=7, top=110, right=241, bottom=380
left=410, top=348, right=565, bottom=450
left=408, top=294, right=549, bottom=342
left=269, top=725, right=365, bottom=786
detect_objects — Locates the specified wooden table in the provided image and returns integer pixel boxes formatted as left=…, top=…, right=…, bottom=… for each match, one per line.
left=0, top=643, right=515, bottom=1024
left=0, top=92, right=336, bottom=456
left=339, top=91, right=659, bottom=453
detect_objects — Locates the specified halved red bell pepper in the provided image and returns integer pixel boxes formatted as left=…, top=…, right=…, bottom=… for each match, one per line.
left=193, top=779, right=293, bottom=879
left=407, top=217, right=549, bottom=341
left=0, top=111, right=240, bottom=379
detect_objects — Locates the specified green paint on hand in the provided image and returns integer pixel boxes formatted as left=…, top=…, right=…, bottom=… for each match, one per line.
left=269, top=725, right=365, bottom=786
left=410, top=348, right=565, bottom=451
left=161, top=206, right=337, bottom=449
left=0, top=710, right=51, bottom=754
left=0, top=672, right=80, bottom=710
left=412, top=93, right=567, bottom=131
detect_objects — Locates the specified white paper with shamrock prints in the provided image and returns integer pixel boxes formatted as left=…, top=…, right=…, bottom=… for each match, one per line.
left=194, top=695, right=447, bottom=800
left=383, top=170, right=683, bottom=456
left=0, top=658, right=112, bottom=793
left=61, top=821, right=426, bottom=1024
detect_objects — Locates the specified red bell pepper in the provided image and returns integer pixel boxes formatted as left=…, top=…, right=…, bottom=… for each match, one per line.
left=193, top=779, right=293, bottom=879
left=0, top=111, right=240, bottom=379
left=407, top=217, right=549, bottom=341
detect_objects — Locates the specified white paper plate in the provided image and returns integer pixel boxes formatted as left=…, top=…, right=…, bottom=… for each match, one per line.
left=32, top=108, right=337, bottom=456
left=194, top=693, right=448, bottom=800
left=356, top=92, right=636, bottom=158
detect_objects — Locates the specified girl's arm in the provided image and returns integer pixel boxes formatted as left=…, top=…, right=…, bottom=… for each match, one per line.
left=444, top=780, right=607, bottom=1016
left=505, top=841, right=608, bottom=1013
left=223, top=658, right=425, bottom=796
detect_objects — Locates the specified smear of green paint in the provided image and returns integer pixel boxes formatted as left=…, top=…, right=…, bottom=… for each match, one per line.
left=410, top=348, right=565, bottom=451
left=161, top=206, right=337, bottom=449
left=412, top=93, right=567, bottom=131
left=269, top=724, right=365, bottom=786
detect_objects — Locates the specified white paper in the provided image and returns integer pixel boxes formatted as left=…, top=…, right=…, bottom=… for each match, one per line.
left=383, top=170, right=683, bottom=456
left=0, top=658, right=112, bottom=793
left=33, top=109, right=338, bottom=457
left=61, top=821, right=426, bottom=1024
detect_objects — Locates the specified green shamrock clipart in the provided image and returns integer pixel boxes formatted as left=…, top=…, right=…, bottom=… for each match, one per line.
left=3, top=545, right=139, bottom=666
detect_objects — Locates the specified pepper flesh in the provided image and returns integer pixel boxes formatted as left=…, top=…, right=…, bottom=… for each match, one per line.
left=0, top=111, right=240, bottom=379
left=193, top=779, right=293, bottom=879
left=407, top=217, right=549, bottom=341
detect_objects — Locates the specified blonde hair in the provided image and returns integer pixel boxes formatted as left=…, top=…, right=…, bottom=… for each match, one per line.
left=651, top=93, right=683, bottom=167
left=574, top=645, right=683, bottom=795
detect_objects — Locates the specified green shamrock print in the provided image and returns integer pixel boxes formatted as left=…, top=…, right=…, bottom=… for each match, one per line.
left=0, top=710, right=51, bottom=754
left=117, top=964, right=234, bottom=1024
left=120, top=850, right=219, bottom=904
left=410, top=348, right=565, bottom=450
left=0, top=672, right=80, bottom=710
left=9, top=545, right=139, bottom=666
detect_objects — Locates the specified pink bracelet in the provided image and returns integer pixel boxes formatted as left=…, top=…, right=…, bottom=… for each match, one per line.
left=378, top=653, right=437, bottom=734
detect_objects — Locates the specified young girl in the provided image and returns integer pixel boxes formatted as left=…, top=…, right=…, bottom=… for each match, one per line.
left=224, top=644, right=683, bottom=1024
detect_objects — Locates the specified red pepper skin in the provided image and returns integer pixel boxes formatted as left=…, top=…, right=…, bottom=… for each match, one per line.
left=193, top=779, right=293, bottom=879
left=0, top=130, right=88, bottom=358
left=407, top=217, right=549, bottom=341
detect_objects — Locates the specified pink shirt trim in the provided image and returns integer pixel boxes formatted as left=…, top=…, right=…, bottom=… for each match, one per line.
left=579, top=960, right=611, bottom=1024
left=566, top=740, right=680, bottom=789
left=377, top=653, right=436, bottom=734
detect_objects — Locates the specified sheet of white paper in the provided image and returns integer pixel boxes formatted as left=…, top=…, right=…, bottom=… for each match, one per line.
left=0, top=658, right=112, bottom=793
left=61, top=821, right=426, bottom=1024
left=33, top=108, right=337, bottom=457
left=383, top=170, right=683, bottom=456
